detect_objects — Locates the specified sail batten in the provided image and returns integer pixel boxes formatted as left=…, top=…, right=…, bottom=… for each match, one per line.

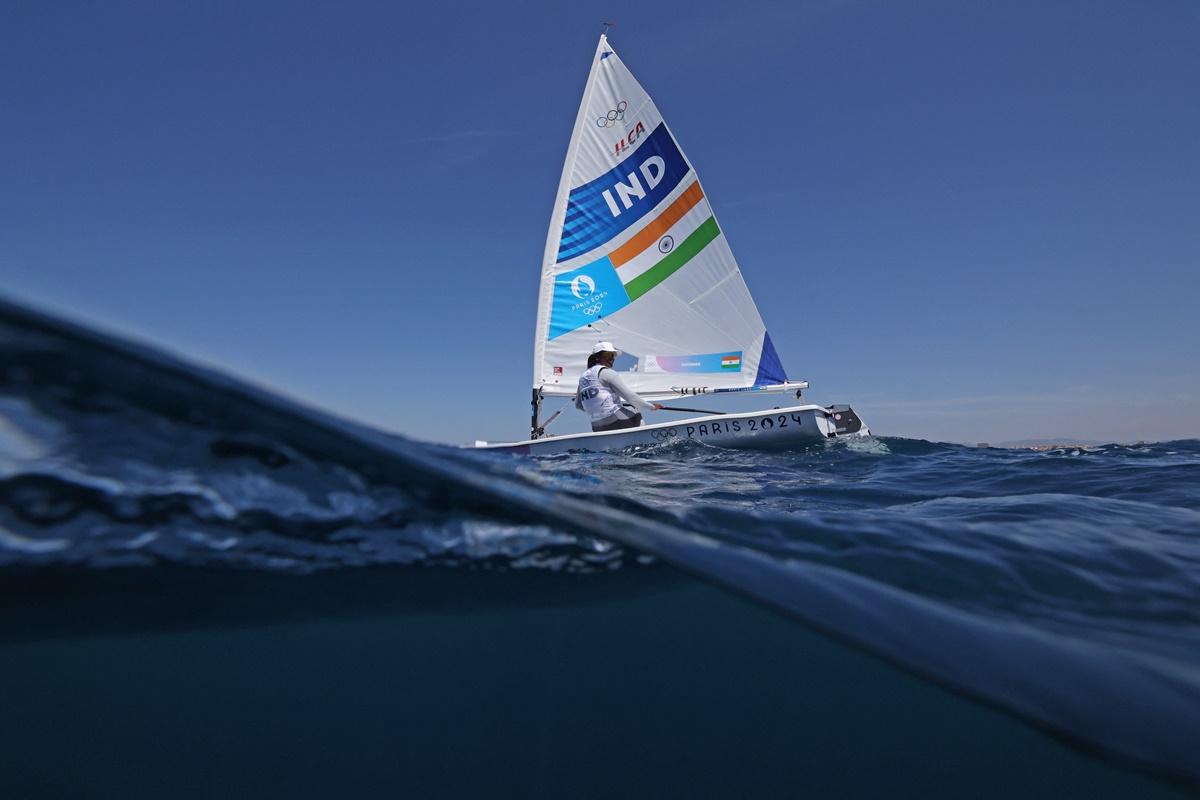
left=533, top=36, right=788, bottom=397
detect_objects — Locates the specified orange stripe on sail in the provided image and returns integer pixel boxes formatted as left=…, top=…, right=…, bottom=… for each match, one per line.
left=609, top=181, right=705, bottom=268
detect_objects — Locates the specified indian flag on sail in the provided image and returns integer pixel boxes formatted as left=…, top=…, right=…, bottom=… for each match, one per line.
left=609, top=181, right=716, bottom=299
left=548, top=178, right=721, bottom=339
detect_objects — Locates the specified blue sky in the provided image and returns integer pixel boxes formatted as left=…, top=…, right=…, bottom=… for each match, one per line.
left=2, top=0, right=1197, bottom=444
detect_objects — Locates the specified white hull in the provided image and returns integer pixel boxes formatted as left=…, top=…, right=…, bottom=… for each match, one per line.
left=474, top=404, right=868, bottom=455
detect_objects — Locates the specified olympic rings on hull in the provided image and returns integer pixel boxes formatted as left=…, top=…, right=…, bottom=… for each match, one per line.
left=649, top=428, right=679, bottom=442
left=596, top=100, right=628, bottom=128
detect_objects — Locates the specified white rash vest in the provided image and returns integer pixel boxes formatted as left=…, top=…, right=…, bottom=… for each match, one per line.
left=575, top=365, right=656, bottom=422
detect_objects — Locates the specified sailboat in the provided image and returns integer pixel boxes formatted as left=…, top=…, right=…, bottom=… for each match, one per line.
left=475, top=34, right=868, bottom=454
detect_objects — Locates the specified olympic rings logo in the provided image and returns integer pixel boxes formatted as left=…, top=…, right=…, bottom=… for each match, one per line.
left=582, top=303, right=603, bottom=316
left=596, top=100, right=628, bottom=128
left=649, top=428, right=679, bottom=441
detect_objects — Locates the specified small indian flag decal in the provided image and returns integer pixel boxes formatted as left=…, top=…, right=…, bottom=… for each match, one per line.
left=721, top=355, right=741, bottom=369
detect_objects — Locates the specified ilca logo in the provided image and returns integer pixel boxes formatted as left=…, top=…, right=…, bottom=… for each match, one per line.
left=613, top=119, right=646, bottom=158
left=570, top=274, right=596, bottom=300
left=596, top=100, right=628, bottom=128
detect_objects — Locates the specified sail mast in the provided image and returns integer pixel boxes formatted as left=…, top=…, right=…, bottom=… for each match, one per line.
left=531, top=35, right=610, bottom=392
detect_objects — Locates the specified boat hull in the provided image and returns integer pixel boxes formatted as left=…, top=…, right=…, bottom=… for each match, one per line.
left=473, top=404, right=868, bottom=455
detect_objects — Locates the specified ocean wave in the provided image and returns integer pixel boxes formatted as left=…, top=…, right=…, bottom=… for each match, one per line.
left=1, top=296, right=1198, bottom=790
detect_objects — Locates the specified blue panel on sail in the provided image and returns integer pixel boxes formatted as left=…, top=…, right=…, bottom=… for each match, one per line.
left=548, top=257, right=631, bottom=339
left=557, top=124, right=690, bottom=263
left=754, top=332, right=788, bottom=386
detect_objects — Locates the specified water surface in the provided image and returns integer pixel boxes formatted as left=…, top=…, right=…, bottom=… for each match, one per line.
left=2, top=298, right=1197, bottom=797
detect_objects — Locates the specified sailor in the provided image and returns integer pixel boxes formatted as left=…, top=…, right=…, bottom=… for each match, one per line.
left=575, top=341, right=663, bottom=431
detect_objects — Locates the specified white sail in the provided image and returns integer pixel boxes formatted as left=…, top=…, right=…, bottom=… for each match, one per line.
left=532, top=35, right=788, bottom=399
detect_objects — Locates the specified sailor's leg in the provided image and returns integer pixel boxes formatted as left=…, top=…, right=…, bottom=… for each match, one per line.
left=592, top=410, right=643, bottom=431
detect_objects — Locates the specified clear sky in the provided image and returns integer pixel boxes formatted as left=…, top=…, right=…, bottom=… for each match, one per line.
left=3, top=0, right=1198, bottom=445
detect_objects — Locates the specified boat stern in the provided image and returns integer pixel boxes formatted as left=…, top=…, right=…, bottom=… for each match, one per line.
left=824, top=405, right=869, bottom=437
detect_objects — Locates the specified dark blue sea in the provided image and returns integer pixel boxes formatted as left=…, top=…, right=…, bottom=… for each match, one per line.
left=1, top=297, right=1198, bottom=798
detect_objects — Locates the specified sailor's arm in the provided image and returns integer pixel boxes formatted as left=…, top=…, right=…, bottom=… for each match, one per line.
left=600, top=370, right=662, bottom=413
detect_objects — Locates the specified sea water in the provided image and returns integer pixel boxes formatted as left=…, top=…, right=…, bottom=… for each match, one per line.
left=1, top=298, right=1197, bottom=798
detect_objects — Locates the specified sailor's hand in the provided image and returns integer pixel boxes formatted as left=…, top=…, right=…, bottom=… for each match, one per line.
left=653, top=403, right=665, bottom=411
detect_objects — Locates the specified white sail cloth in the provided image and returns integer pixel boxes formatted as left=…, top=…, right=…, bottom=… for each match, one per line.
left=532, top=36, right=787, bottom=399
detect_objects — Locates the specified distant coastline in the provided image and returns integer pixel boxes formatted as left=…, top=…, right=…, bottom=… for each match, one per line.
left=972, top=438, right=1147, bottom=450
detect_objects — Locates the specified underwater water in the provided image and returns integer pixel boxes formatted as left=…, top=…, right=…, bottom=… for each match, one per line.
left=1, top=297, right=1198, bottom=798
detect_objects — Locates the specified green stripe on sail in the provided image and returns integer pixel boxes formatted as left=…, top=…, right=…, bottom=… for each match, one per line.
left=624, top=216, right=720, bottom=302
